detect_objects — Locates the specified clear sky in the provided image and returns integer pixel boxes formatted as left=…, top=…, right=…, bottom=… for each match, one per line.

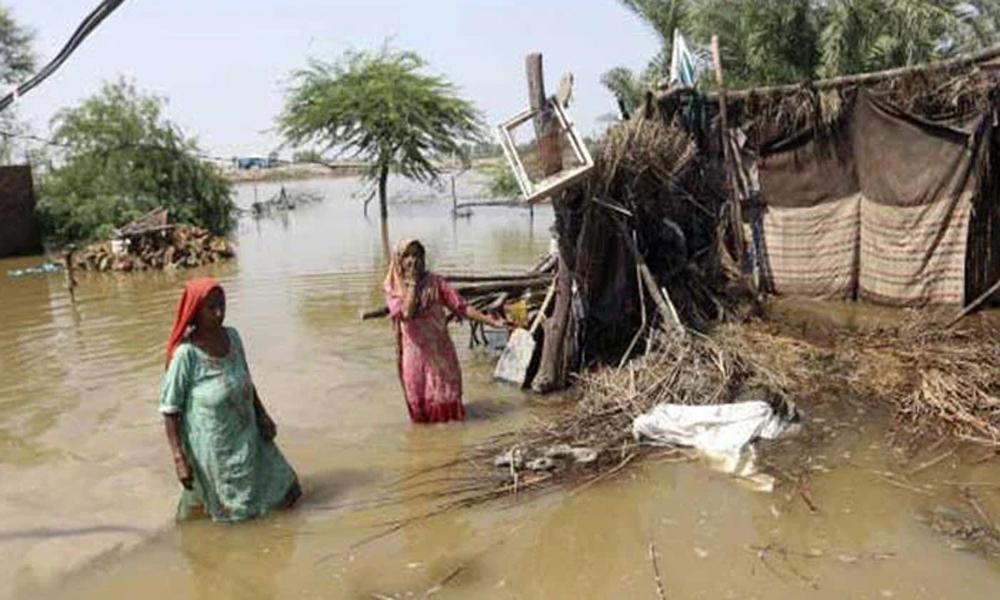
left=4, top=0, right=661, bottom=158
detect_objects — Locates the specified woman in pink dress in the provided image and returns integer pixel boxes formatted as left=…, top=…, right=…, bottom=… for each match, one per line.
left=384, top=239, right=509, bottom=423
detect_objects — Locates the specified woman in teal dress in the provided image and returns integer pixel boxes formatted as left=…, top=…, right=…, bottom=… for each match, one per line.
left=160, top=277, right=300, bottom=522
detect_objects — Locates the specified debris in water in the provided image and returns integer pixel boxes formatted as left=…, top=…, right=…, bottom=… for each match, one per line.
left=525, top=457, right=557, bottom=471
left=493, top=448, right=524, bottom=469
left=7, top=262, right=62, bottom=278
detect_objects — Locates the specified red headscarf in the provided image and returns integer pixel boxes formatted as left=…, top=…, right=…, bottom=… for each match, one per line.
left=165, top=277, right=222, bottom=368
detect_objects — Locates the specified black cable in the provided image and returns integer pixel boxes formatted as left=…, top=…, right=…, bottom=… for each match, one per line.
left=0, top=0, right=129, bottom=112
left=0, top=128, right=236, bottom=165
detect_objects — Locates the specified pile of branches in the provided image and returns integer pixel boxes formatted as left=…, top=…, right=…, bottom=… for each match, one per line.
left=380, top=325, right=805, bottom=522
left=72, top=225, right=234, bottom=272
left=403, top=314, right=998, bottom=513
left=728, top=59, right=999, bottom=146
left=848, top=320, right=1000, bottom=447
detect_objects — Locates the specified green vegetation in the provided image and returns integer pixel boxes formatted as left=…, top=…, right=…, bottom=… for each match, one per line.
left=604, top=0, right=1000, bottom=115
left=277, top=46, right=484, bottom=221
left=37, top=80, right=234, bottom=243
left=0, top=4, right=36, bottom=162
left=478, top=159, right=521, bottom=199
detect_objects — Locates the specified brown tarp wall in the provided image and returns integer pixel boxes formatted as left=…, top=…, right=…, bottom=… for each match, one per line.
left=755, top=90, right=995, bottom=306
left=0, top=165, right=42, bottom=257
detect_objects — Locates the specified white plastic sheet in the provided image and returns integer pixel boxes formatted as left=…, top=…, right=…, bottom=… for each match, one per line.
left=632, top=401, right=797, bottom=491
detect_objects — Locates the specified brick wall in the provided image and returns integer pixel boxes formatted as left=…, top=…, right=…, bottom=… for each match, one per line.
left=0, top=165, right=42, bottom=257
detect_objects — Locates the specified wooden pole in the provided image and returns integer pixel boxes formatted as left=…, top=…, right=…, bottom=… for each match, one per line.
left=525, top=53, right=563, bottom=181
left=711, top=35, right=748, bottom=274
left=946, top=276, right=1000, bottom=328
left=656, top=42, right=1000, bottom=102
left=526, top=53, right=547, bottom=139
left=613, top=216, right=682, bottom=332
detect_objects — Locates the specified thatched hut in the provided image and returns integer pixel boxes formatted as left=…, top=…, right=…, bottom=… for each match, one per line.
left=530, top=45, right=1000, bottom=394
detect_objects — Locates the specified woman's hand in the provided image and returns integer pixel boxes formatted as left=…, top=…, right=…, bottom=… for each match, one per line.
left=258, top=413, right=277, bottom=441
left=174, top=454, right=193, bottom=489
left=465, top=305, right=514, bottom=330
left=252, top=387, right=278, bottom=442
left=164, top=415, right=192, bottom=489
left=488, top=314, right=514, bottom=330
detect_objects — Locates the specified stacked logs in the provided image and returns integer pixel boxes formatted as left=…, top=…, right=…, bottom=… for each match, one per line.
left=73, top=225, right=235, bottom=272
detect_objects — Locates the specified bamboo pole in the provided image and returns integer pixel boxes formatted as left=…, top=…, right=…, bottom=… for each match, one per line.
left=359, top=276, right=553, bottom=321
left=612, top=215, right=682, bottom=333
left=656, top=43, right=1000, bottom=102
left=437, top=273, right=548, bottom=283
left=711, top=35, right=749, bottom=273
left=946, top=276, right=1000, bottom=328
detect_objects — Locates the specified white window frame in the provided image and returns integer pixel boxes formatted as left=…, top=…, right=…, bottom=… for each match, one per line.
left=496, top=97, right=594, bottom=204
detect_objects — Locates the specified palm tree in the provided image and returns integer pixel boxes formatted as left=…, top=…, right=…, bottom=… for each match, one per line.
left=689, top=0, right=819, bottom=87
left=277, top=47, right=483, bottom=222
left=950, top=0, right=1000, bottom=54
left=817, top=0, right=970, bottom=78
left=602, top=0, right=687, bottom=117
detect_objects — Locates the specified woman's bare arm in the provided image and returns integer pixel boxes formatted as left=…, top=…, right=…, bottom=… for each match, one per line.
left=466, top=305, right=511, bottom=329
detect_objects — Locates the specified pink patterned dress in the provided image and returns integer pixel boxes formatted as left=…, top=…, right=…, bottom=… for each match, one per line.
left=385, top=275, right=469, bottom=423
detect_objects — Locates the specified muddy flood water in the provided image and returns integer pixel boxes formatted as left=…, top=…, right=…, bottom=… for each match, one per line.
left=2, top=175, right=999, bottom=599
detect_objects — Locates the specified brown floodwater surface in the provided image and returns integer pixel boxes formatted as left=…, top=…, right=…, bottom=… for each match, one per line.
left=1, top=175, right=998, bottom=599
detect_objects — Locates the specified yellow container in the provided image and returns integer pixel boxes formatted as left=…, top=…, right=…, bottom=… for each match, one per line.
left=505, top=299, right=529, bottom=329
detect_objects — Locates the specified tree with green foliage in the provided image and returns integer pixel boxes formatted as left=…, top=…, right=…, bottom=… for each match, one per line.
left=277, top=47, right=484, bottom=221
left=603, top=0, right=1000, bottom=114
left=38, top=79, right=234, bottom=243
left=0, top=4, right=36, bottom=162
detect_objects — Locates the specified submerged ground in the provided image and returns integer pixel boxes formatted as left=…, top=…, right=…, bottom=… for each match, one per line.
left=0, top=175, right=998, bottom=599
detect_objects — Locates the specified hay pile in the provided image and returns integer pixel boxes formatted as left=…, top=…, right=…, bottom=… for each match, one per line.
left=727, top=62, right=999, bottom=146
left=415, top=315, right=998, bottom=509
left=561, top=116, right=740, bottom=369
left=463, top=325, right=816, bottom=494
left=848, top=321, right=1000, bottom=446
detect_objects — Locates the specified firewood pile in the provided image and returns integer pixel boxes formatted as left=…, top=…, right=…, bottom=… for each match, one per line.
left=73, top=224, right=234, bottom=272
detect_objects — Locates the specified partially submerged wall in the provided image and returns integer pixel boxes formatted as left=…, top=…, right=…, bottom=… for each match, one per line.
left=0, top=165, right=42, bottom=257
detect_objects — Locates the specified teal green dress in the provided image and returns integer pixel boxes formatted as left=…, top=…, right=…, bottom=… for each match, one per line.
left=159, top=327, right=300, bottom=522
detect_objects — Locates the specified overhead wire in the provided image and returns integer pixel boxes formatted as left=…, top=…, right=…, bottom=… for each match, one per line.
left=0, top=0, right=130, bottom=112
left=0, top=128, right=237, bottom=164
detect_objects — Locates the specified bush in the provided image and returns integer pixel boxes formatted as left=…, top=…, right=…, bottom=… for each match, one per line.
left=292, top=148, right=324, bottom=163
left=37, top=79, right=234, bottom=243
left=479, top=159, right=521, bottom=199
